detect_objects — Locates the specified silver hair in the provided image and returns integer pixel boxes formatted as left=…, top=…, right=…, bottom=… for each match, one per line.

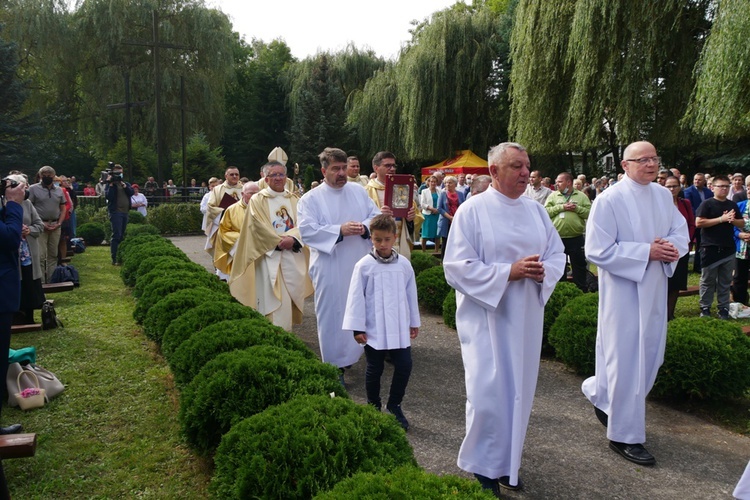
left=487, top=142, right=527, bottom=166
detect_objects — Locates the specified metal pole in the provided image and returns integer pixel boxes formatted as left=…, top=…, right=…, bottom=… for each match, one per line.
left=181, top=76, right=187, bottom=199
left=153, top=10, right=164, bottom=185
left=125, top=72, right=134, bottom=183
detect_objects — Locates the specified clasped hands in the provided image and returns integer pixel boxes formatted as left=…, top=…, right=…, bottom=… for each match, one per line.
left=340, top=221, right=366, bottom=237
left=649, top=238, right=679, bottom=263
left=510, top=254, right=545, bottom=282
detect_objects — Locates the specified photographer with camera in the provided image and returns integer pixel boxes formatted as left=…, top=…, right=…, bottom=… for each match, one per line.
left=104, top=163, right=134, bottom=265
left=28, top=166, right=68, bottom=283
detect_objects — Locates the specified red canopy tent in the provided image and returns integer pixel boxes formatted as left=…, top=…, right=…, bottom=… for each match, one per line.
left=420, top=150, right=489, bottom=181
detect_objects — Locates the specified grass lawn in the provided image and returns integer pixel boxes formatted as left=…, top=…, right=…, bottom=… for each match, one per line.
left=4, top=246, right=211, bottom=498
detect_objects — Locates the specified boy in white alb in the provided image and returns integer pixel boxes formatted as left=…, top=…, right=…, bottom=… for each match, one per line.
left=343, top=214, right=420, bottom=431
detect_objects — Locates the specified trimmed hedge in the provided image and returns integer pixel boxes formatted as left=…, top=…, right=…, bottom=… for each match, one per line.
left=116, top=233, right=172, bottom=266
left=416, top=266, right=451, bottom=314
left=547, top=292, right=599, bottom=375
left=125, top=223, right=160, bottom=237
left=211, top=395, right=416, bottom=499
left=128, top=211, right=146, bottom=225
left=410, top=250, right=440, bottom=278
left=315, top=466, right=495, bottom=499
left=652, top=318, right=750, bottom=400
left=142, top=287, right=231, bottom=343
left=442, top=289, right=456, bottom=329
left=133, top=260, right=210, bottom=298
left=77, top=222, right=106, bottom=246
left=134, top=273, right=230, bottom=324
left=121, top=243, right=187, bottom=287
left=543, top=282, right=584, bottom=355
left=146, top=203, right=202, bottom=235
left=179, top=347, right=347, bottom=455
left=162, top=302, right=263, bottom=361
left=170, top=318, right=315, bottom=386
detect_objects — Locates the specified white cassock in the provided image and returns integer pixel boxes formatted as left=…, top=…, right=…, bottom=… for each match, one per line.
left=735, top=461, right=750, bottom=499
left=443, top=187, right=566, bottom=485
left=582, top=173, right=688, bottom=444
left=342, top=253, right=420, bottom=349
left=297, top=182, right=381, bottom=367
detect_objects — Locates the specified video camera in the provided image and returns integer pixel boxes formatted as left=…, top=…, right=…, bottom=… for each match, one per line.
left=102, top=161, right=123, bottom=184
left=0, top=177, right=19, bottom=197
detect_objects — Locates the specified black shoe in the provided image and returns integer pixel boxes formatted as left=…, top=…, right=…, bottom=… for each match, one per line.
left=609, top=441, right=656, bottom=465
left=474, top=474, right=501, bottom=498
left=719, top=307, right=730, bottom=320
left=700, top=307, right=711, bottom=318
left=386, top=403, right=409, bottom=431
left=0, top=424, right=23, bottom=435
left=498, top=475, right=524, bottom=491
left=594, top=406, right=608, bottom=427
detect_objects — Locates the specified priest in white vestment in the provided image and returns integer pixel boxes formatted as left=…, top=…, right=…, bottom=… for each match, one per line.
left=443, top=142, right=565, bottom=494
left=582, top=141, right=688, bottom=466
left=229, top=162, right=313, bottom=331
left=204, top=166, right=243, bottom=253
left=298, top=147, right=381, bottom=374
left=214, top=182, right=259, bottom=277
left=365, top=151, right=422, bottom=261
left=346, top=155, right=369, bottom=187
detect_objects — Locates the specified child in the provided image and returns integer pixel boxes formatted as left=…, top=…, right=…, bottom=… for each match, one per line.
left=342, top=214, right=420, bottom=431
left=695, top=174, right=746, bottom=319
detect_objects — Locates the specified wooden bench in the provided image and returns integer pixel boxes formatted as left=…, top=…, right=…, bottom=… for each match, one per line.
left=42, top=282, right=75, bottom=293
left=59, top=257, right=72, bottom=264
left=0, top=433, right=37, bottom=459
left=11, top=324, right=43, bottom=334
left=678, top=286, right=700, bottom=297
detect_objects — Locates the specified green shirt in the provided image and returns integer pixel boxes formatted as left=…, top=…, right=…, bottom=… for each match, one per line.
left=544, top=189, right=591, bottom=238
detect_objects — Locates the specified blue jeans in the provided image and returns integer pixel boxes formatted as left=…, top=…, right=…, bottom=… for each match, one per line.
left=364, top=345, right=412, bottom=408
left=109, top=212, right=128, bottom=263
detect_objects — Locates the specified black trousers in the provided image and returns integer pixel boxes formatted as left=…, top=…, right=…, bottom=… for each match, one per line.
left=560, top=235, right=588, bottom=292
left=364, top=345, right=412, bottom=408
left=732, top=257, right=750, bottom=305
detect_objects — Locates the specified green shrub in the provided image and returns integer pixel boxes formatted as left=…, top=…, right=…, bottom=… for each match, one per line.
left=315, top=466, right=494, bottom=499
left=128, top=211, right=146, bottom=225
left=170, top=318, right=315, bottom=386
left=543, top=282, right=584, bottom=355
left=120, top=243, right=186, bottom=287
left=547, top=293, right=599, bottom=375
left=77, top=222, right=106, bottom=246
left=125, top=223, right=159, bottom=237
left=211, top=395, right=416, bottom=499
left=180, top=347, right=347, bottom=455
left=77, top=206, right=112, bottom=240
left=75, top=204, right=99, bottom=226
left=410, top=250, right=440, bottom=278
left=133, top=260, right=209, bottom=298
left=116, top=232, right=170, bottom=266
left=146, top=203, right=202, bottom=235
left=142, top=287, right=231, bottom=343
left=651, top=318, right=750, bottom=400
left=442, top=289, right=457, bottom=329
left=134, top=273, right=230, bottom=324
left=416, top=266, right=451, bottom=314
left=162, top=302, right=263, bottom=360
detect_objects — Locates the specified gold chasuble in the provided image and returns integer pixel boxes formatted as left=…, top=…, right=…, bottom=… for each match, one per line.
left=365, top=179, right=423, bottom=261
left=228, top=188, right=313, bottom=329
left=213, top=198, right=247, bottom=275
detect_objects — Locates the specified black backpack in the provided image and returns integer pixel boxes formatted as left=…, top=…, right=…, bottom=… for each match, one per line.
left=41, top=300, right=63, bottom=330
left=50, top=264, right=80, bottom=287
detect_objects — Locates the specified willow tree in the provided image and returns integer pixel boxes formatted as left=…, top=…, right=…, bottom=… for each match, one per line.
left=684, top=0, right=750, bottom=138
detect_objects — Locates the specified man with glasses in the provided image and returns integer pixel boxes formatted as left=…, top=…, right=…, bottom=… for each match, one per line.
left=583, top=141, right=688, bottom=466
left=205, top=166, right=243, bottom=259
left=684, top=173, right=713, bottom=272
left=695, top=174, right=745, bottom=319
left=365, top=151, right=421, bottom=260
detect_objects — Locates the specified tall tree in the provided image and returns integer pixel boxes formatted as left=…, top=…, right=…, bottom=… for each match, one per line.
left=0, top=29, right=37, bottom=167
left=684, top=0, right=750, bottom=138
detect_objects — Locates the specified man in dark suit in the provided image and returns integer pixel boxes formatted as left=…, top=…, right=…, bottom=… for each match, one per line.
left=683, top=173, right=713, bottom=272
left=0, top=176, right=29, bottom=497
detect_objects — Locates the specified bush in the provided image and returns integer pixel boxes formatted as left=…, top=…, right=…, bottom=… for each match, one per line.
left=128, top=211, right=146, bottom=225
left=442, top=289, right=456, bottom=329
left=179, top=347, right=347, bottom=455
left=121, top=243, right=187, bottom=287
left=116, top=233, right=167, bottom=264
left=142, top=287, right=231, bottom=343
left=315, top=466, right=494, bottom=499
left=162, top=302, right=263, bottom=360
left=146, top=203, right=203, bottom=235
left=543, top=282, right=584, bottom=355
left=210, top=395, right=416, bottom=499
left=133, top=260, right=209, bottom=298
left=410, top=250, right=440, bottom=278
left=651, top=318, right=750, bottom=400
left=77, top=223, right=106, bottom=246
left=134, top=273, right=230, bottom=324
left=170, top=318, right=316, bottom=386
left=416, top=266, right=451, bottom=314
left=547, top=293, right=599, bottom=375
left=125, top=223, right=159, bottom=237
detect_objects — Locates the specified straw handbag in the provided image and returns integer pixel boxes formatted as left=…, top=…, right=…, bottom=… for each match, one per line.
left=14, top=371, right=46, bottom=411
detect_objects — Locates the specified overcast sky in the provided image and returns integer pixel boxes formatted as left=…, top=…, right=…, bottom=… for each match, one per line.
left=206, top=0, right=460, bottom=60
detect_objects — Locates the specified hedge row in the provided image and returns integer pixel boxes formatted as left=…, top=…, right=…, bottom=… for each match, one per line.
left=118, top=233, right=420, bottom=498
left=423, top=261, right=750, bottom=402
left=77, top=204, right=201, bottom=239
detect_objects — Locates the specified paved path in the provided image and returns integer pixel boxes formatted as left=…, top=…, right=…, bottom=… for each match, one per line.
left=170, top=235, right=749, bottom=499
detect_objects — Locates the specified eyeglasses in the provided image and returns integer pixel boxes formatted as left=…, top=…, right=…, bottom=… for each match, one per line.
left=713, top=184, right=730, bottom=189
left=381, top=163, right=397, bottom=169
left=625, top=156, right=661, bottom=165
left=665, top=185, right=681, bottom=189
left=267, top=173, right=286, bottom=179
